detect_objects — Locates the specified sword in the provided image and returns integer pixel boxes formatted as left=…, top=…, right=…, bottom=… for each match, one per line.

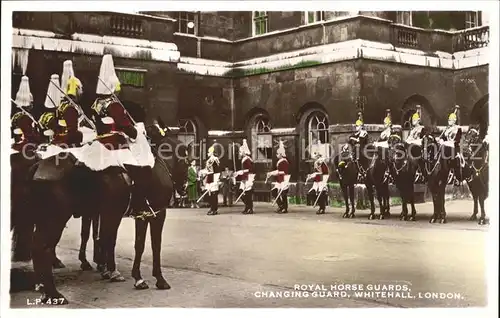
left=50, top=83, right=97, bottom=131
left=196, top=189, right=210, bottom=203
left=271, top=186, right=285, bottom=206
left=97, top=77, right=136, bottom=125
left=11, top=99, right=41, bottom=129
left=234, top=188, right=246, bottom=204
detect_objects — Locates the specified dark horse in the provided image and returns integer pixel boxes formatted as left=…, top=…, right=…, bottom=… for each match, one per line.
left=356, top=139, right=391, bottom=220
left=25, top=124, right=187, bottom=304
left=460, top=127, right=489, bottom=225
left=333, top=144, right=359, bottom=218
left=11, top=138, right=66, bottom=269
left=387, top=135, right=418, bottom=221
left=421, top=132, right=452, bottom=223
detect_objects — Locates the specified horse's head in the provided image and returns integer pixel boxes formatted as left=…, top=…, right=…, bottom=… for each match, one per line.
left=145, top=123, right=189, bottom=191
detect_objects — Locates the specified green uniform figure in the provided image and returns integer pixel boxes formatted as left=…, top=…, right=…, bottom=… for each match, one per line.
left=187, top=160, right=199, bottom=208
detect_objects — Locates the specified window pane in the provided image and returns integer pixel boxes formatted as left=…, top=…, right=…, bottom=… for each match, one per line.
left=308, top=12, right=315, bottom=23
left=179, top=20, right=187, bottom=33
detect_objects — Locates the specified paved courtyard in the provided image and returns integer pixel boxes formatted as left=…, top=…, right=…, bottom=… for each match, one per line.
left=9, top=200, right=490, bottom=309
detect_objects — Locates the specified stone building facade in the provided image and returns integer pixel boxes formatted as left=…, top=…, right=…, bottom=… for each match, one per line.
left=11, top=11, right=489, bottom=196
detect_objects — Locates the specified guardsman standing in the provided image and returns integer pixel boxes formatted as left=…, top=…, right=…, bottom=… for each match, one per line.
left=439, top=106, right=463, bottom=183
left=187, top=160, right=199, bottom=208
left=267, top=140, right=290, bottom=214
left=203, top=144, right=221, bottom=215
left=38, top=74, right=63, bottom=143
left=56, top=60, right=84, bottom=147
left=308, top=152, right=330, bottom=214
left=235, top=139, right=254, bottom=214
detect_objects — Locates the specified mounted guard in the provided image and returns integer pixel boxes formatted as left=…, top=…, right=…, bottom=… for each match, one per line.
left=11, top=76, right=40, bottom=153
left=234, top=139, right=255, bottom=214
left=375, top=109, right=395, bottom=146
left=74, top=54, right=164, bottom=219
left=348, top=111, right=369, bottom=160
left=405, top=105, right=427, bottom=182
left=307, top=151, right=330, bottom=214
left=199, top=144, right=221, bottom=215
left=267, top=140, right=290, bottom=214
left=38, top=74, right=63, bottom=143
left=439, top=106, right=464, bottom=185
left=55, top=60, right=85, bottom=147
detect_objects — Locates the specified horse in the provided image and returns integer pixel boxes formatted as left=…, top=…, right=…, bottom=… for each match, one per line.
left=421, top=132, right=452, bottom=224
left=460, top=127, right=489, bottom=225
left=387, top=134, right=418, bottom=221
left=11, top=134, right=67, bottom=270
left=356, top=139, right=391, bottom=220
left=333, top=144, right=359, bottom=218
left=24, top=123, right=187, bottom=305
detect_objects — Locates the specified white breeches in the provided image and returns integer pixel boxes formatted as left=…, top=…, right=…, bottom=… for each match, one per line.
left=406, top=139, right=422, bottom=146
left=239, top=179, right=254, bottom=191
left=271, top=181, right=289, bottom=192
left=309, top=181, right=327, bottom=193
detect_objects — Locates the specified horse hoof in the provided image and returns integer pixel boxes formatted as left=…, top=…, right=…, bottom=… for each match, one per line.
left=40, top=292, right=69, bottom=305
left=408, top=216, right=416, bottom=222
left=399, top=214, right=405, bottom=221
left=429, top=218, right=436, bottom=224
left=52, top=259, right=66, bottom=269
left=349, top=213, right=355, bottom=219
left=368, top=214, right=375, bottom=220
left=478, top=218, right=488, bottom=225
left=155, top=277, right=171, bottom=290
left=469, top=215, right=478, bottom=221
left=440, top=218, right=447, bottom=224
left=342, top=212, right=349, bottom=218
left=110, top=271, right=126, bottom=282
left=379, top=214, right=385, bottom=220
left=80, top=261, right=93, bottom=271
left=134, top=279, right=149, bottom=290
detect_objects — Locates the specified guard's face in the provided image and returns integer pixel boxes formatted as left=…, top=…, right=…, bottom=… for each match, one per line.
left=412, top=118, right=420, bottom=126
left=448, top=119, right=456, bottom=126
left=238, top=149, right=244, bottom=159
left=356, top=125, right=361, bottom=132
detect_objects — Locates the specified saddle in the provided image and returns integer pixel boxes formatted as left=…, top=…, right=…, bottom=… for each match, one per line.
left=32, top=153, right=80, bottom=182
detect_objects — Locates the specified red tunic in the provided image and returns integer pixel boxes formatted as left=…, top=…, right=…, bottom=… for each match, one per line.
left=12, top=113, right=40, bottom=143
left=107, top=102, right=137, bottom=140
left=57, top=102, right=83, bottom=146
left=276, top=158, right=289, bottom=183
left=237, top=156, right=253, bottom=181
left=314, top=162, right=329, bottom=182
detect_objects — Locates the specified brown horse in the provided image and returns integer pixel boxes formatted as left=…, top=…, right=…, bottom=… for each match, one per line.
left=24, top=124, right=186, bottom=304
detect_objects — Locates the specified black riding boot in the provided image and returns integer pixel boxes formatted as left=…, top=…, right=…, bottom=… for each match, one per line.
left=281, top=189, right=289, bottom=213
left=318, top=192, right=327, bottom=214
left=245, top=190, right=254, bottom=214
left=124, top=164, right=161, bottom=218
left=241, top=190, right=249, bottom=214
left=208, top=192, right=218, bottom=215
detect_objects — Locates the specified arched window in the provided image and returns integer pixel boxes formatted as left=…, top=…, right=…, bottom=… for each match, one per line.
left=178, top=119, right=197, bottom=147
left=307, top=111, right=329, bottom=159
left=251, top=116, right=272, bottom=162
